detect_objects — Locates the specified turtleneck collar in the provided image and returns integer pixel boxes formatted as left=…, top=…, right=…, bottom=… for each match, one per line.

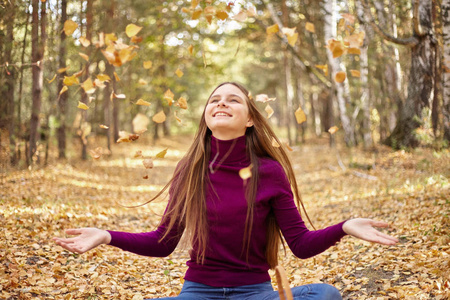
left=209, top=135, right=249, bottom=166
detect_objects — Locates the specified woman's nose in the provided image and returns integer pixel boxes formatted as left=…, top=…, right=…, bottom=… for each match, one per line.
left=216, top=99, right=227, bottom=106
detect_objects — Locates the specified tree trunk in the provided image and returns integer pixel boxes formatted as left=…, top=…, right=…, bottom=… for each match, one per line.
left=79, top=0, right=94, bottom=160
left=356, top=2, right=373, bottom=148
left=443, top=0, right=450, bottom=141
left=1, top=2, right=17, bottom=165
left=323, top=0, right=355, bottom=146
left=385, top=1, right=435, bottom=148
left=29, top=0, right=46, bottom=164
left=57, top=0, right=68, bottom=159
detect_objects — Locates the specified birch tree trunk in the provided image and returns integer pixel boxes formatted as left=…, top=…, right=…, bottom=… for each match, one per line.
left=385, top=0, right=435, bottom=148
left=323, top=0, right=356, bottom=146
left=443, top=0, right=450, bottom=141
left=356, top=2, right=372, bottom=148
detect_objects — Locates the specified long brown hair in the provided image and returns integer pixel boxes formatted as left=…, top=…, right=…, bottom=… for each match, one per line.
left=144, top=82, right=312, bottom=269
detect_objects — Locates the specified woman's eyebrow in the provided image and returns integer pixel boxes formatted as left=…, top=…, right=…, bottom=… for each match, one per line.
left=210, top=94, right=244, bottom=100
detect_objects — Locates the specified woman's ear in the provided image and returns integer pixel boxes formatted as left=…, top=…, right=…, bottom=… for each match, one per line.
left=246, top=119, right=254, bottom=128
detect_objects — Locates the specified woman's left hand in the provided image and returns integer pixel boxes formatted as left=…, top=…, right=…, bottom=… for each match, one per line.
left=343, top=218, right=398, bottom=245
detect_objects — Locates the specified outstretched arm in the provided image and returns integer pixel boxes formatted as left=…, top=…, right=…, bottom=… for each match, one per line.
left=53, top=228, right=111, bottom=254
left=342, top=218, right=398, bottom=245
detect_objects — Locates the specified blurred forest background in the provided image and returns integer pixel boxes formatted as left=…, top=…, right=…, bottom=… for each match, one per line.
left=1, top=0, right=449, bottom=168
left=1, top=1, right=450, bottom=299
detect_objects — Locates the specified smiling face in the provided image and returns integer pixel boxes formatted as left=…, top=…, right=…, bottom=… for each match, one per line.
left=204, top=83, right=254, bottom=140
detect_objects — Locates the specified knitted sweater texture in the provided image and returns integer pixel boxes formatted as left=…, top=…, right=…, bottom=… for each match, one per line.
left=108, top=135, right=346, bottom=287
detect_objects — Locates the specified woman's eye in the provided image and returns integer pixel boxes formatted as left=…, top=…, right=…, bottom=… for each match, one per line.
left=231, top=99, right=239, bottom=102
left=210, top=99, right=218, bottom=103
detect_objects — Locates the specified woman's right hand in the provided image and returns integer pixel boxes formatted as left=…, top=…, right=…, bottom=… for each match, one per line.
left=53, top=228, right=111, bottom=254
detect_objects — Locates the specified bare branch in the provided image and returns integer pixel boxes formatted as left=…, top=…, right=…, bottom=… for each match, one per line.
left=362, top=0, right=419, bottom=47
left=260, top=0, right=332, bottom=88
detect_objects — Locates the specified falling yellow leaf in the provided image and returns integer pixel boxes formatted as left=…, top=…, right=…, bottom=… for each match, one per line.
left=247, top=6, right=256, bottom=17
left=143, top=61, right=153, bottom=69
left=282, top=27, right=296, bottom=37
left=99, top=124, right=109, bottom=129
left=335, top=71, right=346, bottom=83
left=138, top=79, right=147, bottom=85
left=285, top=143, right=293, bottom=151
left=188, top=45, right=194, bottom=55
left=328, top=126, right=339, bottom=134
left=265, top=104, right=274, bottom=119
left=101, top=49, right=116, bottom=65
left=114, top=93, right=126, bottom=99
left=204, top=6, right=215, bottom=15
left=347, top=48, right=361, bottom=55
left=59, top=86, right=68, bottom=95
left=125, top=24, right=142, bottom=38
left=81, top=78, right=96, bottom=94
left=136, top=99, right=151, bottom=106
left=64, top=20, right=78, bottom=36
left=152, top=111, right=166, bottom=123
left=287, top=32, right=298, bottom=46
left=216, top=10, right=228, bottom=20
left=94, top=78, right=105, bottom=88
left=155, top=148, right=168, bottom=159
left=63, top=75, right=79, bottom=86
left=233, top=10, right=247, bottom=22
left=104, top=33, right=118, bottom=46
left=57, top=67, right=68, bottom=73
left=315, top=64, right=329, bottom=76
left=327, top=39, right=345, bottom=58
left=272, top=137, right=280, bottom=148
left=295, top=107, right=307, bottom=124
left=131, top=36, right=143, bottom=43
left=175, top=68, right=184, bottom=78
left=350, top=70, right=361, bottom=77
left=142, top=158, right=154, bottom=169
left=77, top=101, right=89, bottom=110
left=181, top=7, right=191, bottom=13
left=164, top=89, right=174, bottom=106
left=78, top=36, right=91, bottom=47
left=174, top=111, right=182, bottom=123
left=192, top=9, right=202, bottom=20
left=255, top=94, right=276, bottom=103
left=96, top=74, right=111, bottom=82
left=266, top=24, right=279, bottom=35
left=177, top=97, right=188, bottom=109
left=305, top=22, right=315, bottom=33
left=134, top=150, right=143, bottom=158
left=89, top=147, right=103, bottom=160
left=47, top=74, right=56, bottom=84
left=114, top=72, right=120, bottom=82
left=79, top=52, right=89, bottom=61
left=239, top=165, right=252, bottom=180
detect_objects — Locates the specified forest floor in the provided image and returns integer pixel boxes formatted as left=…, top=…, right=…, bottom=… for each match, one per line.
left=1, top=134, right=449, bottom=300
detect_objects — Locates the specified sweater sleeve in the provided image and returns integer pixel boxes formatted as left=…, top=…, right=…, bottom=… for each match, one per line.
left=107, top=163, right=186, bottom=257
left=269, top=162, right=347, bottom=259
left=107, top=212, right=184, bottom=257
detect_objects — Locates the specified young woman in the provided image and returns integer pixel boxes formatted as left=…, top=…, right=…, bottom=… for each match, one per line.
left=54, top=82, right=398, bottom=300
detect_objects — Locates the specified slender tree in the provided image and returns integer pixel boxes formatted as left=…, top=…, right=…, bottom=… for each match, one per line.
left=443, top=0, right=450, bottom=141
left=29, top=0, right=47, bottom=163
left=57, top=0, right=68, bottom=159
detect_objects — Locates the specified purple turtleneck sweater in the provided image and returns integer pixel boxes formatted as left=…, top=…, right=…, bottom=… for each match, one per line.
left=108, top=135, right=347, bottom=287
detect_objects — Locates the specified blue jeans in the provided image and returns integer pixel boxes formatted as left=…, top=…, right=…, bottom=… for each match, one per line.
left=152, top=280, right=342, bottom=300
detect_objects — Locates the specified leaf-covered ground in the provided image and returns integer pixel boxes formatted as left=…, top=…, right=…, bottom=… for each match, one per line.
left=1, top=136, right=449, bottom=299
